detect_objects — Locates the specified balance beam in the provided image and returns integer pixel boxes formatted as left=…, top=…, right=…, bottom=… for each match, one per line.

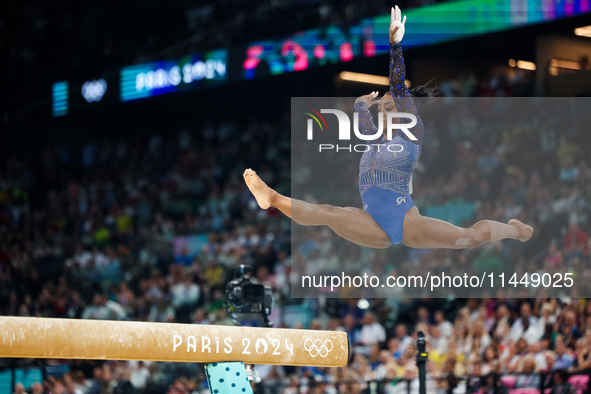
left=0, top=317, right=349, bottom=367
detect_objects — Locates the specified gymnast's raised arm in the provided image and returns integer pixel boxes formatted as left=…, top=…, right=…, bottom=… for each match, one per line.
left=389, top=5, right=425, bottom=144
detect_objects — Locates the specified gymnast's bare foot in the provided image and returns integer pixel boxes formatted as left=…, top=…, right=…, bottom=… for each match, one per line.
left=243, top=168, right=274, bottom=209
left=508, top=219, right=534, bottom=242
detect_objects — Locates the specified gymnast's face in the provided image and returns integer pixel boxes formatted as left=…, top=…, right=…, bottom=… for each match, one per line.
left=376, top=93, right=399, bottom=132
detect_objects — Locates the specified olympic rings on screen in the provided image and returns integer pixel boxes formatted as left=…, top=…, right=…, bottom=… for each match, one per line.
left=82, top=79, right=107, bottom=103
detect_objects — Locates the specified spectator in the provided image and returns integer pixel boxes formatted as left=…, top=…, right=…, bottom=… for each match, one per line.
left=481, top=345, right=498, bottom=375
left=557, top=310, right=582, bottom=350
left=508, top=338, right=529, bottom=372
left=480, top=372, right=509, bottom=394
left=464, top=320, right=491, bottom=354
left=544, top=350, right=557, bottom=372
left=64, top=377, right=83, bottom=394
left=510, top=302, right=537, bottom=339
left=149, top=298, right=176, bottom=323
left=171, top=274, right=200, bottom=308
left=358, top=312, right=386, bottom=353
left=537, top=302, right=558, bottom=335
left=434, top=310, right=453, bottom=338
left=515, top=355, right=540, bottom=388
left=570, top=338, right=591, bottom=372
left=559, top=158, right=579, bottom=183
left=522, top=315, right=542, bottom=345
left=81, top=294, right=121, bottom=320
left=394, top=323, right=414, bottom=355
left=549, top=369, right=576, bottom=394
left=430, top=325, right=449, bottom=357
left=192, top=308, right=210, bottom=325
left=417, top=307, right=431, bottom=325
left=374, top=349, right=396, bottom=380
left=342, top=313, right=361, bottom=346
left=491, top=304, right=512, bottom=338
left=530, top=342, right=548, bottom=372
left=437, top=360, right=458, bottom=394
left=130, top=361, right=150, bottom=389
left=554, top=342, right=575, bottom=370
left=564, top=221, right=589, bottom=251
left=30, top=383, right=42, bottom=394
left=13, top=383, right=26, bottom=394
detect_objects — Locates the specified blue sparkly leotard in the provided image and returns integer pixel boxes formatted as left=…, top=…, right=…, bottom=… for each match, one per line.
left=355, top=42, right=425, bottom=245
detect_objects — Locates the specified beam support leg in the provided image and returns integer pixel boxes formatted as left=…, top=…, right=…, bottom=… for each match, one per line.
left=205, top=362, right=253, bottom=394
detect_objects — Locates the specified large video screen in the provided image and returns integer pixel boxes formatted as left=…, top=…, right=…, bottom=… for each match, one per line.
left=120, top=49, right=228, bottom=102
left=243, top=0, right=591, bottom=78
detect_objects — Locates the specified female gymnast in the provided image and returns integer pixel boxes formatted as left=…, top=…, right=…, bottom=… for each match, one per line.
left=244, top=5, right=533, bottom=250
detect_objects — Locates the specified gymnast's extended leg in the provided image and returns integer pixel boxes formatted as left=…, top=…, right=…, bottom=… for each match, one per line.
left=400, top=207, right=533, bottom=249
left=243, top=169, right=392, bottom=249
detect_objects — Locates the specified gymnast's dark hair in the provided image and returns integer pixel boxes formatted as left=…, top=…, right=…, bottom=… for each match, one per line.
left=385, top=78, right=438, bottom=104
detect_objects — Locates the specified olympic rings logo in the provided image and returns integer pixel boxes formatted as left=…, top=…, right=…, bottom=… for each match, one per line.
left=304, top=339, right=333, bottom=357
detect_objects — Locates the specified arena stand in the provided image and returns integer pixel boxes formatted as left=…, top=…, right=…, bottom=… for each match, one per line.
left=1, top=74, right=591, bottom=392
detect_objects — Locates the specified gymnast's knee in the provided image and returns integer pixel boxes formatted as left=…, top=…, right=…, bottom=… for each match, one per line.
left=465, top=230, right=487, bottom=249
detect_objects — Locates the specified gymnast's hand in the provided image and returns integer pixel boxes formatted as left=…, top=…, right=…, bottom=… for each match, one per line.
left=355, top=91, right=379, bottom=108
left=389, top=5, right=406, bottom=44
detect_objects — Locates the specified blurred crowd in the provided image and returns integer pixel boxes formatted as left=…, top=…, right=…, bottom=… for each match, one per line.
left=1, top=96, right=591, bottom=394
left=437, top=66, right=534, bottom=98
left=0, top=115, right=292, bottom=392
left=264, top=299, right=591, bottom=393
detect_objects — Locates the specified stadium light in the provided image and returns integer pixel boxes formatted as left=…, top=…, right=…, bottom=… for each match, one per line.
left=550, top=59, right=581, bottom=70
left=357, top=299, right=370, bottom=309
left=574, top=25, right=591, bottom=37
left=509, top=59, right=536, bottom=70
left=549, top=59, right=582, bottom=76
left=339, top=71, right=412, bottom=88
left=516, top=60, right=536, bottom=71
left=340, top=71, right=389, bottom=85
